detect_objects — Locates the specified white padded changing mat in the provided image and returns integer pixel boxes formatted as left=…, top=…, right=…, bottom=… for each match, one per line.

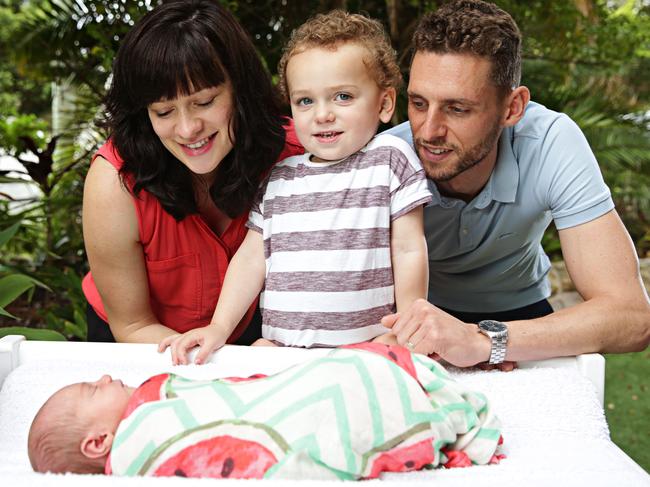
left=0, top=346, right=648, bottom=487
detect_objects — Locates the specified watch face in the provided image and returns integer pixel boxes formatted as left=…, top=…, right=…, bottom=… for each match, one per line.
left=480, top=320, right=507, bottom=333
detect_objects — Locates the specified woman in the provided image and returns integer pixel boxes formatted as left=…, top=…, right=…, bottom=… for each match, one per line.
left=82, top=0, right=301, bottom=343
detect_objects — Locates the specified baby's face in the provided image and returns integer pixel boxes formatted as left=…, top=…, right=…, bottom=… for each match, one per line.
left=64, top=375, right=136, bottom=431
left=286, top=43, right=393, bottom=162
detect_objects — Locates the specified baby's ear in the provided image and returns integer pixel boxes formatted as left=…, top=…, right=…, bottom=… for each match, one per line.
left=80, top=431, right=115, bottom=459
left=379, top=87, right=397, bottom=124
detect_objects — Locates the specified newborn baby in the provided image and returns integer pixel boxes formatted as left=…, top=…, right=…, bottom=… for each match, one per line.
left=28, top=343, right=503, bottom=479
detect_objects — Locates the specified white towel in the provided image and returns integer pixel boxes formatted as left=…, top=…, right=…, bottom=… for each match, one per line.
left=0, top=358, right=647, bottom=487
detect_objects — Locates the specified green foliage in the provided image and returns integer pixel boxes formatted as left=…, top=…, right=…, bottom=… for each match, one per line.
left=605, top=351, right=650, bottom=472
left=0, top=2, right=51, bottom=118
left=564, top=100, right=650, bottom=256
left=0, top=0, right=107, bottom=339
left=0, top=326, right=66, bottom=340
left=0, top=221, right=45, bottom=319
left=0, top=275, right=40, bottom=318
left=0, top=114, right=48, bottom=157
left=505, top=0, right=650, bottom=258
left=0, top=163, right=88, bottom=338
left=40, top=266, right=87, bottom=339
left=9, top=0, right=152, bottom=93
left=0, top=220, right=20, bottom=247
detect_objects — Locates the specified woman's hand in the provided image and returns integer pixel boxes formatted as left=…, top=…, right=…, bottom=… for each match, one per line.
left=158, top=325, right=230, bottom=365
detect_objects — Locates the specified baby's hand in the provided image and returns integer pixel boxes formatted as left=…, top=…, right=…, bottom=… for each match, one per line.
left=158, top=325, right=229, bottom=365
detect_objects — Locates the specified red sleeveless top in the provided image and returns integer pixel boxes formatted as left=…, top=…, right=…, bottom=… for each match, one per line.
left=82, top=123, right=302, bottom=340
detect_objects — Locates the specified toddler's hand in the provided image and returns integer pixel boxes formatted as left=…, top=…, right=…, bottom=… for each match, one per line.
left=158, top=325, right=229, bottom=365
left=251, top=338, right=278, bottom=347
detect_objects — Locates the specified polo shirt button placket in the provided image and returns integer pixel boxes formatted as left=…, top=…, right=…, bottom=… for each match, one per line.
left=459, top=210, right=471, bottom=249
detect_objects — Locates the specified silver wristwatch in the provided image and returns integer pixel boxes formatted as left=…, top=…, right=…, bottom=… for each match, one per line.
left=477, top=320, right=508, bottom=364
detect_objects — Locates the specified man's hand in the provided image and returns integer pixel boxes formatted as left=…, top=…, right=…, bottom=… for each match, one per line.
left=381, top=299, right=493, bottom=367
left=477, top=361, right=517, bottom=372
left=372, top=332, right=399, bottom=345
left=158, top=325, right=230, bottom=365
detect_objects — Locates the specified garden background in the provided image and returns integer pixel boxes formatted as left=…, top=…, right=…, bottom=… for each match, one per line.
left=0, top=0, right=648, bottom=472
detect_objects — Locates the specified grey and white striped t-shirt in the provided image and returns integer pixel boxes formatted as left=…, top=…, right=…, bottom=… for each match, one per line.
left=247, top=133, right=432, bottom=347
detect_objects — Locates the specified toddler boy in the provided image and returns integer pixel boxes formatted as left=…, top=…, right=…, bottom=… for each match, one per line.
left=160, top=11, right=432, bottom=363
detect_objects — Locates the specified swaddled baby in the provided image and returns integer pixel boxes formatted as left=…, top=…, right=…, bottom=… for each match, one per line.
left=28, top=343, right=503, bottom=479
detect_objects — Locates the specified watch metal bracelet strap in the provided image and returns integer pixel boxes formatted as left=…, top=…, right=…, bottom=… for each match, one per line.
left=478, top=320, right=508, bottom=365
left=489, top=335, right=508, bottom=364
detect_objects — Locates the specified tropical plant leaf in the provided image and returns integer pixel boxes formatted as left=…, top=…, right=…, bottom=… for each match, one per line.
left=0, top=274, right=38, bottom=308
left=61, top=318, right=86, bottom=339
left=0, top=305, right=17, bottom=319
left=0, top=221, right=21, bottom=248
left=0, top=326, right=67, bottom=341
left=0, top=175, right=36, bottom=184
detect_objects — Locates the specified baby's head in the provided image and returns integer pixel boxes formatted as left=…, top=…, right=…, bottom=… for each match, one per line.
left=28, top=375, right=134, bottom=474
left=278, top=10, right=402, bottom=162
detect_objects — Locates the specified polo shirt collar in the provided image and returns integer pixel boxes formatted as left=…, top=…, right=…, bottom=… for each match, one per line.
left=427, top=178, right=459, bottom=209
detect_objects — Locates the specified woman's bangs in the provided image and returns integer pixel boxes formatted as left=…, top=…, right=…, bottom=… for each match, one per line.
left=131, top=30, right=227, bottom=106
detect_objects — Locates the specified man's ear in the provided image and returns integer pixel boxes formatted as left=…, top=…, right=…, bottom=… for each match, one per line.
left=379, top=87, right=397, bottom=124
left=80, top=431, right=114, bottom=459
left=502, top=85, right=530, bottom=127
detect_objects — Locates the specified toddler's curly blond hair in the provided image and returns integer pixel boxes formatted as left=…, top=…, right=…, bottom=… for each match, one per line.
left=277, top=10, right=402, bottom=101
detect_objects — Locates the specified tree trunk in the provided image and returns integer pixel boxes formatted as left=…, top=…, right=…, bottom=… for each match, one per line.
left=572, top=0, right=596, bottom=19
left=386, top=0, right=399, bottom=43
left=319, top=0, right=347, bottom=10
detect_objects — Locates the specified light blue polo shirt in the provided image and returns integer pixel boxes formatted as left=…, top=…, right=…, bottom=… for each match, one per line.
left=385, top=101, right=614, bottom=312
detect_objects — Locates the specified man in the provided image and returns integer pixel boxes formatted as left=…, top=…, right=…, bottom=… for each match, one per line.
left=384, top=0, right=650, bottom=368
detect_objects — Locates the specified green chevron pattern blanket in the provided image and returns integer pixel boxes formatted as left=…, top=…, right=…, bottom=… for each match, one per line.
left=106, top=343, right=503, bottom=479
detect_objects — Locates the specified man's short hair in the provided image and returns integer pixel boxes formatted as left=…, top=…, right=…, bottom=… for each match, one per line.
left=413, top=0, right=522, bottom=92
left=277, top=10, right=402, bottom=101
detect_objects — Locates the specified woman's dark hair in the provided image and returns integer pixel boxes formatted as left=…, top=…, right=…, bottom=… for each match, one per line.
left=103, top=0, right=286, bottom=219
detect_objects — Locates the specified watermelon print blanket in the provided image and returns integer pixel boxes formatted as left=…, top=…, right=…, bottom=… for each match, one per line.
left=105, top=343, right=503, bottom=479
